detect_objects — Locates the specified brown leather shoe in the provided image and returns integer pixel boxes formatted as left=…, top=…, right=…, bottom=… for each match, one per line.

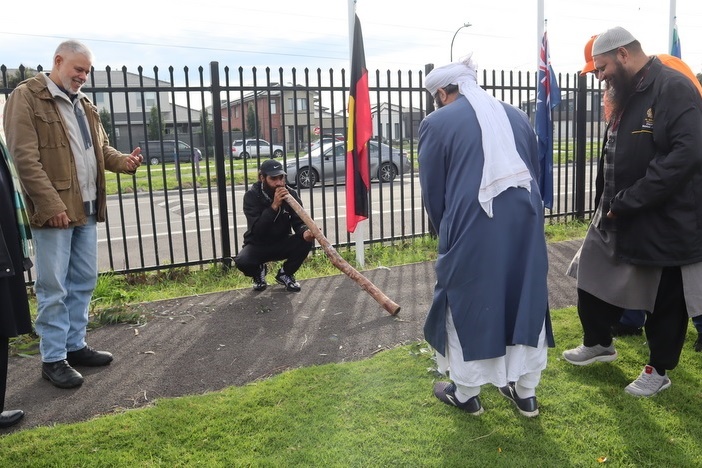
left=67, top=346, right=113, bottom=367
left=42, top=360, right=84, bottom=389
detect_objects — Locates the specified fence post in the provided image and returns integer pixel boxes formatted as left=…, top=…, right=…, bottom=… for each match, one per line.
left=210, top=61, right=232, bottom=269
left=574, top=73, right=587, bottom=221
left=423, top=63, right=437, bottom=238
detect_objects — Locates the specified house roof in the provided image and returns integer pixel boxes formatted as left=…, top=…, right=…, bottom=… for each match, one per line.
left=371, top=102, right=423, bottom=114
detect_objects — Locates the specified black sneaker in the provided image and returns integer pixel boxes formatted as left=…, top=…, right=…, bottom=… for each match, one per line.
left=42, top=360, right=84, bottom=389
left=253, top=264, right=268, bottom=291
left=694, top=333, right=702, bottom=352
left=275, top=269, right=301, bottom=292
left=499, top=382, right=539, bottom=417
left=432, top=381, right=484, bottom=415
left=67, top=346, right=113, bottom=367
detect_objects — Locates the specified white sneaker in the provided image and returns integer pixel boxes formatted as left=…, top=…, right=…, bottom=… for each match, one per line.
left=625, top=365, right=671, bottom=397
left=562, top=344, right=618, bottom=366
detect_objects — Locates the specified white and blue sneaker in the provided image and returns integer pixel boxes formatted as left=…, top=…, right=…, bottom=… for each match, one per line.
left=433, top=381, right=483, bottom=416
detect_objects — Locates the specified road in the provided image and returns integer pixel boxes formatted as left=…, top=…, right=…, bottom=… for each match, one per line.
left=96, top=164, right=596, bottom=273
left=97, top=175, right=427, bottom=272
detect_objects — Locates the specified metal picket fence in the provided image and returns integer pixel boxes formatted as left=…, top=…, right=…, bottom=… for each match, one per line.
left=1, top=62, right=603, bottom=276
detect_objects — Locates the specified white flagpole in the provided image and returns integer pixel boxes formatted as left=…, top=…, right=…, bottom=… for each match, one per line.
left=669, top=0, right=677, bottom=53
left=537, top=0, right=544, bottom=68
left=348, top=0, right=355, bottom=52
left=348, top=0, right=366, bottom=268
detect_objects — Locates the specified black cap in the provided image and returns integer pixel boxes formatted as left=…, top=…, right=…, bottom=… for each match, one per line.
left=259, top=159, right=286, bottom=176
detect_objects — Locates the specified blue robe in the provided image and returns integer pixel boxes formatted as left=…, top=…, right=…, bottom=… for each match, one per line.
left=418, top=96, right=554, bottom=361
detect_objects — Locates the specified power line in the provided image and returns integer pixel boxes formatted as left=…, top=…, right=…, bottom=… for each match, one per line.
left=0, top=32, right=347, bottom=62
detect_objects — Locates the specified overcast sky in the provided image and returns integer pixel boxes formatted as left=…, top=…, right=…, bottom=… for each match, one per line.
left=2, top=1, right=702, bottom=79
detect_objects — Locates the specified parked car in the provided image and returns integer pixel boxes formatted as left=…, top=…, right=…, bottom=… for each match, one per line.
left=231, top=139, right=284, bottom=159
left=320, top=133, right=345, bottom=141
left=139, top=140, right=196, bottom=166
left=304, top=138, right=338, bottom=153
left=286, top=140, right=411, bottom=189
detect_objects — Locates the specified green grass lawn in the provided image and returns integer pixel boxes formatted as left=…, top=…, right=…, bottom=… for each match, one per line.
left=105, top=157, right=266, bottom=194
left=1, top=309, right=701, bottom=467
left=5, top=222, right=702, bottom=466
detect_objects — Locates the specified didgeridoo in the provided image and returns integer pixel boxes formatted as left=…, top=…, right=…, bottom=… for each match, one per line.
left=284, top=193, right=401, bottom=315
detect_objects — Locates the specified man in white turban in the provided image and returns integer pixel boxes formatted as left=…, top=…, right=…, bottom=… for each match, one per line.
left=419, top=56, right=554, bottom=417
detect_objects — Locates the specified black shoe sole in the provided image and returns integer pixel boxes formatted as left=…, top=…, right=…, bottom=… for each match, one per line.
left=66, top=359, right=113, bottom=367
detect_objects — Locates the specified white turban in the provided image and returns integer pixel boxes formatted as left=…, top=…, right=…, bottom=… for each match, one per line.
left=424, top=56, right=532, bottom=217
left=425, top=59, right=477, bottom=96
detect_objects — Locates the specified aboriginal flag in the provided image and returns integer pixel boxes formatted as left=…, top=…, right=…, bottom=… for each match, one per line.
left=346, top=14, right=372, bottom=233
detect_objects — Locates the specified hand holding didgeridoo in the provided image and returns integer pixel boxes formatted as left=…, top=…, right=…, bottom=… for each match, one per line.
left=284, top=194, right=401, bottom=315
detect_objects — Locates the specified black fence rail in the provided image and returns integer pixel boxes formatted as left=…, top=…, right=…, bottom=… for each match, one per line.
left=1, top=62, right=603, bottom=277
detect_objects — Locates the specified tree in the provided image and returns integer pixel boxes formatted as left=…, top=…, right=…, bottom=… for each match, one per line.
left=99, top=108, right=113, bottom=139
left=147, top=106, right=164, bottom=140
left=7, top=67, right=37, bottom=88
left=245, top=104, right=261, bottom=138
left=200, top=108, right=215, bottom=148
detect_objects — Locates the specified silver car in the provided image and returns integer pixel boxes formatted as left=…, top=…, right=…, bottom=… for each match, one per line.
left=231, top=139, right=284, bottom=159
left=286, top=140, right=411, bottom=189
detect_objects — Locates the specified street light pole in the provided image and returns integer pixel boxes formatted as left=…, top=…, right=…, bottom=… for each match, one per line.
left=450, top=22, right=472, bottom=61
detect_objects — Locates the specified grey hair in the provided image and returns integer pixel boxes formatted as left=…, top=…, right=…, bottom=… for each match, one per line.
left=54, top=40, right=94, bottom=62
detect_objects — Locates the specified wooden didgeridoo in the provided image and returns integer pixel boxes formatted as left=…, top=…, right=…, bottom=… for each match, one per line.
left=284, top=193, right=401, bottom=315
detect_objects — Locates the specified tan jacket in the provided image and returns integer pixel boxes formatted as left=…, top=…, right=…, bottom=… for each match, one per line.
left=3, top=74, right=135, bottom=228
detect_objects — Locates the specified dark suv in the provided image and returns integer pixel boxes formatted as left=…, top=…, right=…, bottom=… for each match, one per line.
left=139, top=140, right=194, bottom=166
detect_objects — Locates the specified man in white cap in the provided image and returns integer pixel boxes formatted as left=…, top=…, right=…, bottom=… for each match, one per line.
left=578, top=32, right=702, bottom=347
left=419, top=56, right=554, bottom=417
left=563, top=27, right=702, bottom=397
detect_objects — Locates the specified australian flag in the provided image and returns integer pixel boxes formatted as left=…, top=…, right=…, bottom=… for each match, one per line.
left=535, top=31, right=561, bottom=210
left=671, top=22, right=681, bottom=58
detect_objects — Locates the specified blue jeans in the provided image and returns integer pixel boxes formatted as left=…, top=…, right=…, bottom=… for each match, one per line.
left=622, top=310, right=702, bottom=332
left=693, top=315, right=702, bottom=333
left=620, top=309, right=646, bottom=328
left=32, top=217, right=98, bottom=363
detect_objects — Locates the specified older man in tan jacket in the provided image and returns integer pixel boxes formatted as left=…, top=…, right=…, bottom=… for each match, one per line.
left=3, top=40, right=142, bottom=389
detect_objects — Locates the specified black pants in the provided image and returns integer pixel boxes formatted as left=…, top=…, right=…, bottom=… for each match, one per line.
left=234, top=235, right=312, bottom=278
left=0, top=337, right=8, bottom=412
left=578, top=266, right=689, bottom=372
